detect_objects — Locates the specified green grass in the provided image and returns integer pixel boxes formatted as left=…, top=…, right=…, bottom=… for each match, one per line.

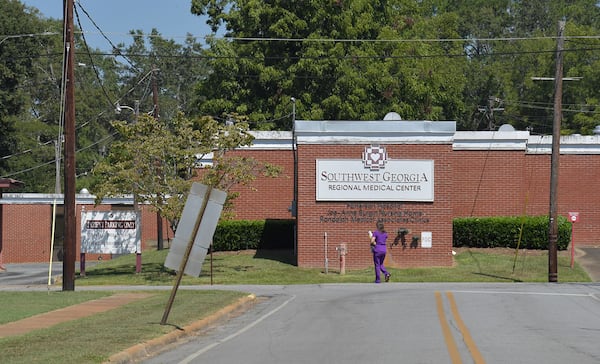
left=0, top=290, right=246, bottom=364
left=75, top=248, right=591, bottom=285
left=0, top=291, right=112, bottom=324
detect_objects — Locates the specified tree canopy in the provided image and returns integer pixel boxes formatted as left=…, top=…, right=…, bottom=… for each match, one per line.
left=92, top=112, right=278, bottom=230
left=1, top=0, right=600, bottom=194
left=191, top=0, right=600, bottom=133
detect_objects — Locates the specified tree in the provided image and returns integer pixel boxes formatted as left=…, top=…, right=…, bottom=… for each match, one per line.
left=191, top=0, right=600, bottom=134
left=191, top=0, right=470, bottom=127
left=0, top=1, right=123, bottom=192
left=114, top=29, right=210, bottom=121
left=0, top=0, right=49, bottom=184
left=91, top=112, right=280, bottom=231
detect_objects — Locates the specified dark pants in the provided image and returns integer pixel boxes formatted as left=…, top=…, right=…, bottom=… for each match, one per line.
left=373, top=251, right=389, bottom=283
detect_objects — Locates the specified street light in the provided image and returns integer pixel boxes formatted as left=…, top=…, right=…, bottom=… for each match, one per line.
left=115, top=101, right=139, bottom=117
left=114, top=100, right=142, bottom=272
left=0, top=32, right=57, bottom=46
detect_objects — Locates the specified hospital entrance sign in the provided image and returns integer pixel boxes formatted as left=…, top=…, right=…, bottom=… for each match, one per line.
left=316, top=146, right=434, bottom=202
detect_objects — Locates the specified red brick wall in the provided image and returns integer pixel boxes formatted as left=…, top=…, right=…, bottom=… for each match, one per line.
left=0, top=203, right=173, bottom=263
left=232, top=145, right=600, bottom=269
left=451, top=151, right=530, bottom=216
left=453, top=152, right=600, bottom=245
left=3, top=142, right=600, bottom=265
left=2, top=205, right=52, bottom=263
left=225, top=149, right=295, bottom=220
left=296, top=144, right=454, bottom=269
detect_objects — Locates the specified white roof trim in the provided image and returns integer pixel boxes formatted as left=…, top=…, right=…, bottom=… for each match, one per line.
left=295, top=120, right=456, bottom=144
left=0, top=193, right=134, bottom=205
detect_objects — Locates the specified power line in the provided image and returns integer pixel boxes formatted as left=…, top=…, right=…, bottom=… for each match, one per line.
left=3, top=43, right=599, bottom=64
left=60, top=32, right=600, bottom=45
left=73, top=0, right=141, bottom=73
left=74, top=3, right=116, bottom=109
left=503, top=100, right=600, bottom=114
left=0, top=108, right=293, bottom=179
left=0, top=65, right=156, bottom=164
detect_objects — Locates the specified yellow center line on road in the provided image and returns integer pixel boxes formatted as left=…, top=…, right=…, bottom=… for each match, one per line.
left=435, top=291, right=462, bottom=364
left=446, top=291, right=487, bottom=364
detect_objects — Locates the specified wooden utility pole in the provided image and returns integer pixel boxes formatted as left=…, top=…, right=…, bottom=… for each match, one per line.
left=62, top=0, right=76, bottom=291
left=152, top=66, right=164, bottom=250
left=548, top=20, right=565, bottom=283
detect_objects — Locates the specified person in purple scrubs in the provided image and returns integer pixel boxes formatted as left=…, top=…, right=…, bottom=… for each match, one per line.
left=371, top=221, right=391, bottom=283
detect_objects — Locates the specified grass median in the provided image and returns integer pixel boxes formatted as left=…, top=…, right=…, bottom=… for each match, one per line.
left=0, top=248, right=591, bottom=363
left=0, top=290, right=247, bottom=364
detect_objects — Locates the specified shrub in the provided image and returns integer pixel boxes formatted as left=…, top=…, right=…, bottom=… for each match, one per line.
left=212, top=219, right=294, bottom=251
left=453, top=215, right=571, bottom=250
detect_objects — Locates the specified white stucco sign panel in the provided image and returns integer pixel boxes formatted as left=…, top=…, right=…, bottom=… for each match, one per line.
left=316, top=159, right=434, bottom=201
left=81, top=210, right=140, bottom=254
left=164, top=183, right=227, bottom=277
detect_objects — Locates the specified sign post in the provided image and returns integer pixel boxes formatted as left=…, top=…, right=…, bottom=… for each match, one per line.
left=568, top=212, right=579, bottom=268
left=161, top=183, right=227, bottom=325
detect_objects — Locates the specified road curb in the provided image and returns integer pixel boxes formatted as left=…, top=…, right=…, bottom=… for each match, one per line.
left=105, top=293, right=257, bottom=364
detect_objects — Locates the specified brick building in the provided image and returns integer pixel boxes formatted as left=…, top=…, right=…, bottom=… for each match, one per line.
left=1, top=120, right=599, bottom=268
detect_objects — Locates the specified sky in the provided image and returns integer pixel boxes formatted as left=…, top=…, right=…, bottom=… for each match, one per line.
left=20, top=0, right=215, bottom=50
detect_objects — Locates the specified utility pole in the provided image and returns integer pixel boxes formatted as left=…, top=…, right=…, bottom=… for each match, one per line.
left=152, top=66, right=164, bottom=250
left=548, top=20, right=565, bottom=283
left=477, top=96, right=504, bottom=130
left=62, top=0, right=76, bottom=291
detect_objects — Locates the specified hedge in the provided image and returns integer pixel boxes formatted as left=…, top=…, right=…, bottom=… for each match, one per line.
left=453, top=215, right=571, bottom=250
left=212, top=219, right=294, bottom=251
left=211, top=216, right=570, bottom=252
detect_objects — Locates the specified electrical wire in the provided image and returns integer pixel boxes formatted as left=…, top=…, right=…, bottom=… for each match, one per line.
left=73, top=0, right=141, bottom=73
left=1, top=132, right=117, bottom=179
left=62, top=32, right=600, bottom=46
left=74, top=2, right=116, bottom=109
left=1, top=105, right=291, bottom=179
left=0, top=66, right=156, bottom=164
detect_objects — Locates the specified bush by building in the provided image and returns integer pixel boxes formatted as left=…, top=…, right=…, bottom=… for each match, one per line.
left=453, top=216, right=571, bottom=250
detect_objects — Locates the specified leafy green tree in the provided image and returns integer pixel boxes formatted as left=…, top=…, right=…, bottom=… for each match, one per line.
left=113, top=29, right=210, bottom=121
left=191, top=0, right=600, bottom=134
left=0, top=1, right=122, bottom=192
left=0, top=0, right=49, bottom=185
left=191, top=0, right=469, bottom=128
left=4, top=0, right=600, bottom=199
left=92, top=112, right=279, bottom=231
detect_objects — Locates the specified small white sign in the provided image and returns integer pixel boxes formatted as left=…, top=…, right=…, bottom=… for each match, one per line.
left=568, top=211, right=579, bottom=223
left=81, top=210, right=140, bottom=254
left=421, top=231, right=432, bottom=248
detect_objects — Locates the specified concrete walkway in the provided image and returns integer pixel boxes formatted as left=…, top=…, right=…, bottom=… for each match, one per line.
left=576, top=247, right=600, bottom=282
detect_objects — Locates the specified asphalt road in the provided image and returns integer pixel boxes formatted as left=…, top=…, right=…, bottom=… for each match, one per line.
left=141, top=283, right=600, bottom=364
left=0, top=262, right=63, bottom=286
left=1, top=249, right=599, bottom=363
left=1, top=260, right=600, bottom=363
left=0, top=261, right=96, bottom=288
